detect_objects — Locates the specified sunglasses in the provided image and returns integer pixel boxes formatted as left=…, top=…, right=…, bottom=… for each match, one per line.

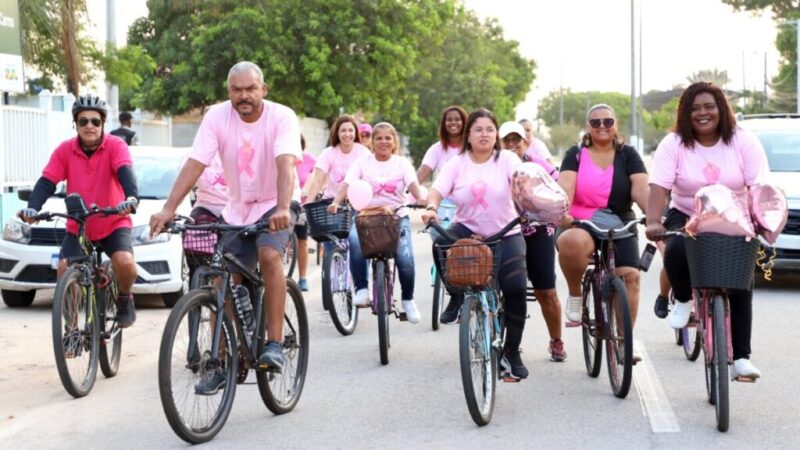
left=77, top=117, right=103, bottom=127
left=589, top=118, right=615, bottom=129
left=360, top=132, right=371, bottom=137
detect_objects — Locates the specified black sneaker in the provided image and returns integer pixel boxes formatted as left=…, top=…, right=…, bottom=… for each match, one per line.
left=116, top=294, right=136, bottom=328
left=257, top=341, right=285, bottom=373
left=500, top=348, right=529, bottom=380
left=195, top=368, right=226, bottom=395
left=654, top=295, right=669, bottom=319
left=440, top=298, right=461, bottom=324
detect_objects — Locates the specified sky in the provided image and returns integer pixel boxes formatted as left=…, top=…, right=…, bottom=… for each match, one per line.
left=86, top=0, right=783, bottom=120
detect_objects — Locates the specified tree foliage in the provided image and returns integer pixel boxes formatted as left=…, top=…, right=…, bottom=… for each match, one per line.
left=687, top=68, right=730, bottom=87
left=538, top=90, right=633, bottom=136
left=721, top=0, right=799, bottom=18
left=128, top=0, right=535, bottom=161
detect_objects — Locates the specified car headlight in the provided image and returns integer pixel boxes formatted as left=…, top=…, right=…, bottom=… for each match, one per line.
left=3, top=222, right=32, bottom=244
left=131, top=224, right=170, bottom=246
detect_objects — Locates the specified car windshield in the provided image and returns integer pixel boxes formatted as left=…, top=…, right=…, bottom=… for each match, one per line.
left=752, top=129, right=800, bottom=172
left=134, top=155, right=183, bottom=199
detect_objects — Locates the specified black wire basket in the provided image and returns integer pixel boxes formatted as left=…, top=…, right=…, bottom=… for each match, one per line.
left=304, top=198, right=354, bottom=241
left=685, top=233, right=760, bottom=290
left=434, top=240, right=504, bottom=292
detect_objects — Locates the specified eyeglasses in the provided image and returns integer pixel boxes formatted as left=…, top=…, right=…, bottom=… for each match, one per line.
left=589, top=118, right=615, bottom=129
left=77, top=117, right=103, bottom=128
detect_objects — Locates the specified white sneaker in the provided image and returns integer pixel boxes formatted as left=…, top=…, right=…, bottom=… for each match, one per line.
left=565, top=295, right=582, bottom=323
left=733, top=358, right=762, bottom=379
left=402, top=300, right=420, bottom=324
left=353, top=288, right=370, bottom=306
left=668, top=300, right=692, bottom=329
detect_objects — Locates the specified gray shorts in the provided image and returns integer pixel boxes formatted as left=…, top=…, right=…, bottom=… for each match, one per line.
left=220, top=203, right=299, bottom=273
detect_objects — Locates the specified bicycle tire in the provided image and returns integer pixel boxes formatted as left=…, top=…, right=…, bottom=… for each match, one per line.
left=375, top=260, right=390, bottom=365
left=459, top=293, right=496, bottom=426
left=257, top=278, right=309, bottom=414
left=52, top=267, right=99, bottom=398
left=98, top=260, right=122, bottom=378
left=712, top=294, right=730, bottom=432
left=283, top=233, right=298, bottom=279
left=581, top=269, right=602, bottom=377
left=703, top=296, right=715, bottom=405
left=605, top=276, right=633, bottom=399
left=671, top=292, right=683, bottom=346
left=682, top=313, right=702, bottom=362
left=158, top=290, right=238, bottom=444
left=324, top=247, right=357, bottom=335
left=431, top=269, right=443, bottom=331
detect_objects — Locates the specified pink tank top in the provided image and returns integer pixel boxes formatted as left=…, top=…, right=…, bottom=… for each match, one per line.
left=570, top=147, right=614, bottom=220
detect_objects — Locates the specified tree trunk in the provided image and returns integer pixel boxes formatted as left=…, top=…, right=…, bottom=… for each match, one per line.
left=61, top=0, right=81, bottom=95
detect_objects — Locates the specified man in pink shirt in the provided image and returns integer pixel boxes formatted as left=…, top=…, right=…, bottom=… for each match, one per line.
left=19, top=95, right=139, bottom=328
left=150, top=62, right=301, bottom=387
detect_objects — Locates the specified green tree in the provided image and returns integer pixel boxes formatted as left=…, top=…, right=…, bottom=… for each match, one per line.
left=538, top=90, right=633, bottom=136
left=687, top=68, right=730, bottom=87
left=19, top=0, right=102, bottom=94
left=546, top=123, right=582, bottom=155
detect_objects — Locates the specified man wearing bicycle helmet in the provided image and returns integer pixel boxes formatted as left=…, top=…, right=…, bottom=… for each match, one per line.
left=149, top=61, right=302, bottom=389
left=18, top=94, right=140, bottom=328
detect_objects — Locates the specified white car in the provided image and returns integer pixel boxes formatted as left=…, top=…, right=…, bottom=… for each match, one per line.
left=739, top=114, right=800, bottom=271
left=0, top=146, right=191, bottom=307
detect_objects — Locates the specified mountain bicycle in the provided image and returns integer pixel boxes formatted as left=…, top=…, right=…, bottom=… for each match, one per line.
left=577, top=218, right=641, bottom=399
left=34, top=194, right=128, bottom=398
left=428, top=217, right=522, bottom=426
left=159, top=217, right=308, bottom=444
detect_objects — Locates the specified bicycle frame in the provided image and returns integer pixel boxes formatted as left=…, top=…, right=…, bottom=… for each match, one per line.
left=694, top=289, right=733, bottom=369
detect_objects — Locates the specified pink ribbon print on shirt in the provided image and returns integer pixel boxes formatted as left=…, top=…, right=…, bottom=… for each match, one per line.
left=238, top=142, right=255, bottom=178
left=702, top=162, right=721, bottom=184
left=374, top=180, right=400, bottom=195
left=470, top=181, right=489, bottom=209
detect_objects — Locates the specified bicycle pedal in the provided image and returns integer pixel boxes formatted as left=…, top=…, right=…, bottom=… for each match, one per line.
left=565, top=321, right=581, bottom=328
left=734, top=375, right=757, bottom=383
left=501, top=374, right=522, bottom=383
left=398, top=313, right=407, bottom=321
left=256, top=363, right=282, bottom=374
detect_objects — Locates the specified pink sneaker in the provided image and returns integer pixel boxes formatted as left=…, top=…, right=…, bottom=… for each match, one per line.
left=549, top=339, right=567, bottom=362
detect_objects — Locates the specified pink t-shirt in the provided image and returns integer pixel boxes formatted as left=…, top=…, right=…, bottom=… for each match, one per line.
left=526, top=137, right=552, bottom=161
left=433, top=151, right=522, bottom=237
left=421, top=141, right=460, bottom=175
left=315, top=143, right=371, bottom=198
left=189, top=100, right=302, bottom=225
left=297, top=152, right=317, bottom=188
left=42, top=134, right=132, bottom=240
left=194, top=154, right=228, bottom=217
left=651, top=129, right=769, bottom=216
left=345, top=154, right=418, bottom=217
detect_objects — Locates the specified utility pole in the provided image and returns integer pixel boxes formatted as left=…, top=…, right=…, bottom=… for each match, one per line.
left=638, top=1, right=644, bottom=152
left=763, top=51, right=767, bottom=110
left=742, top=50, right=747, bottom=109
left=630, top=0, right=637, bottom=143
left=106, top=0, right=119, bottom=124
left=796, top=19, right=800, bottom=113
left=559, top=62, right=564, bottom=126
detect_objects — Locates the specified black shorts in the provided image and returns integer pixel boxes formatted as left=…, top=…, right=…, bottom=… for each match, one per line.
left=220, top=203, right=299, bottom=273
left=294, top=222, right=308, bottom=240
left=524, top=228, right=556, bottom=290
left=60, top=227, right=133, bottom=260
left=190, top=206, right=219, bottom=223
left=556, top=224, right=640, bottom=269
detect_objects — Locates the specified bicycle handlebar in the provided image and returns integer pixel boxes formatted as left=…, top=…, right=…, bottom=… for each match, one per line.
left=164, top=215, right=269, bottom=235
left=571, top=217, right=644, bottom=236
left=426, top=216, right=521, bottom=244
left=33, top=205, right=123, bottom=223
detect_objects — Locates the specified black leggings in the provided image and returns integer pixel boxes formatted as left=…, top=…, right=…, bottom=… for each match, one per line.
left=663, top=209, right=753, bottom=360
left=432, top=223, right=528, bottom=350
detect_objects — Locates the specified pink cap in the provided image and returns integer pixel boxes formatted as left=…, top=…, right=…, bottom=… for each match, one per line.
left=358, top=123, right=372, bottom=134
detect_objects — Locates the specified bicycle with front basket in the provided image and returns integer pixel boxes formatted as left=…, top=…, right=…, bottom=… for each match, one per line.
left=158, top=217, right=308, bottom=444
left=577, top=218, right=642, bottom=399
left=428, top=217, right=521, bottom=426
left=33, top=193, right=128, bottom=398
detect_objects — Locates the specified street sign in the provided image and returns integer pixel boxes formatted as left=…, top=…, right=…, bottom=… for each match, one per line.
left=0, top=0, right=24, bottom=93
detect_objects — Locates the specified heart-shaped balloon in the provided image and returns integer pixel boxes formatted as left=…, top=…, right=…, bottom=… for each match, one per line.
left=686, top=184, right=755, bottom=237
left=511, top=162, right=568, bottom=225
left=749, top=183, right=788, bottom=245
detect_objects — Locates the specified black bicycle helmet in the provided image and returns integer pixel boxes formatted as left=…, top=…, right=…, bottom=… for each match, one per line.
left=72, top=95, right=108, bottom=121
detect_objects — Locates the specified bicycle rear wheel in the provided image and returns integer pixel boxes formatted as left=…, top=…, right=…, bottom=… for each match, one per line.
left=375, top=260, right=390, bottom=365
left=98, top=261, right=122, bottom=378
left=459, top=293, right=496, bottom=426
left=257, top=279, right=309, bottom=414
left=604, top=276, right=633, bottom=399
left=52, top=267, right=99, bottom=398
left=581, top=269, right=602, bottom=377
left=324, top=246, right=357, bottom=335
left=158, top=290, right=237, bottom=444
left=431, top=269, right=444, bottom=331
left=283, top=233, right=298, bottom=279
left=671, top=292, right=683, bottom=346
left=712, top=294, right=729, bottom=432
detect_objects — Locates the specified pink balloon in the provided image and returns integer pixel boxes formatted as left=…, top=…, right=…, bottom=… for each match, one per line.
left=511, top=162, right=568, bottom=225
left=347, top=179, right=374, bottom=211
left=686, top=184, right=755, bottom=237
left=749, top=183, right=788, bottom=245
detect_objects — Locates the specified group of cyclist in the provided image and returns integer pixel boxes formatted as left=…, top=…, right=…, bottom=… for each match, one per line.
left=19, top=60, right=767, bottom=381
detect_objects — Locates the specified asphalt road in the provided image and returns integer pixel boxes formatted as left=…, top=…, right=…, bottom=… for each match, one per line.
left=1, top=220, right=799, bottom=449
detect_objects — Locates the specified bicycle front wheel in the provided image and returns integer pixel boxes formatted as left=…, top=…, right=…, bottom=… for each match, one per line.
left=581, top=269, right=602, bottom=377
left=375, top=260, right=390, bottom=365
left=158, top=290, right=238, bottom=444
left=431, top=269, right=443, bottom=331
left=712, top=294, right=729, bottom=432
left=682, top=312, right=701, bottom=362
left=257, top=278, right=309, bottom=414
left=459, top=293, right=496, bottom=426
left=324, top=246, right=357, bottom=335
left=98, top=260, right=122, bottom=378
left=52, top=267, right=99, bottom=398
left=604, top=276, right=633, bottom=399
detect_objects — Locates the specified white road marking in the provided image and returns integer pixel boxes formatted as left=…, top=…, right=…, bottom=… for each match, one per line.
left=633, top=341, right=681, bottom=433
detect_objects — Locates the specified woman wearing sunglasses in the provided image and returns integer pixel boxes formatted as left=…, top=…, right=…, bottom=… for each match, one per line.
left=556, top=104, right=649, bottom=361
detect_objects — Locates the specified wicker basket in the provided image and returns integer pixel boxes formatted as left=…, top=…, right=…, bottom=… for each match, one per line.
left=355, top=213, right=400, bottom=259
left=304, top=198, right=354, bottom=241
left=435, top=240, right=504, bottom=292
left=685, top=234, right=759, bottom=290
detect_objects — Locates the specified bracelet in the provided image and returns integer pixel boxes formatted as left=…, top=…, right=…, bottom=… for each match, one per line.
left=426, top=205, right=438, bottom=212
